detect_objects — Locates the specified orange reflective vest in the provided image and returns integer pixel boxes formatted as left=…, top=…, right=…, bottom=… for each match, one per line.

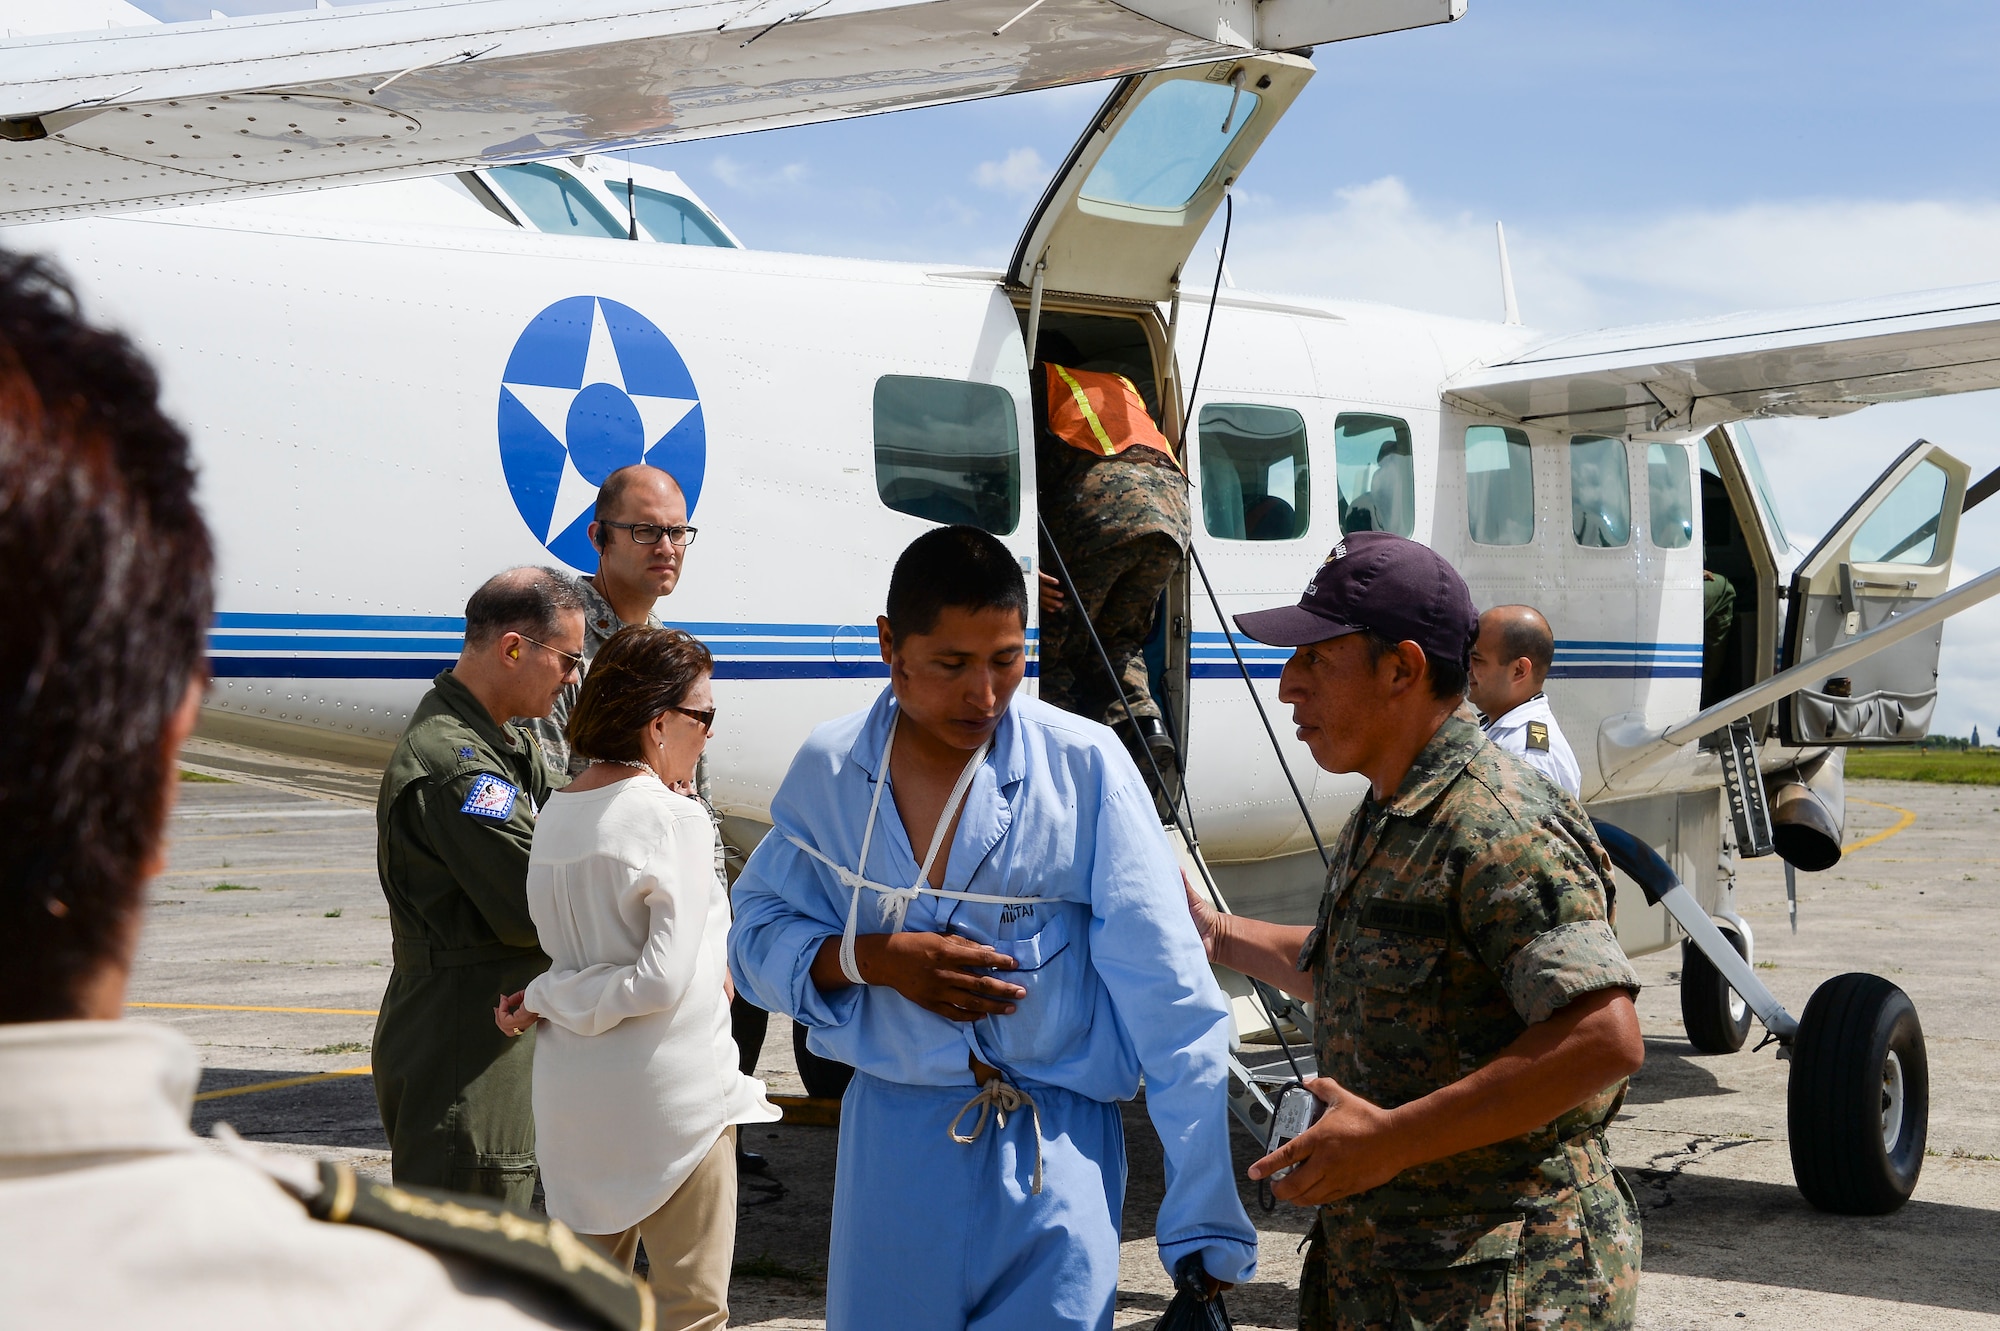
left=1043, top=363, right=1181, bottom=468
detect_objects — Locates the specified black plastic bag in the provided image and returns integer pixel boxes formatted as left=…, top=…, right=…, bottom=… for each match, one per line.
left=1157, top=1255, right=1234, bottom=1331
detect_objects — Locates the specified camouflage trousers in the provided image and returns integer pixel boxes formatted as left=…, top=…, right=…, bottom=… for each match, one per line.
left=1299, top=1167, right=1642, bottom=1330
left=1039, top=529, right=1181, bottom=726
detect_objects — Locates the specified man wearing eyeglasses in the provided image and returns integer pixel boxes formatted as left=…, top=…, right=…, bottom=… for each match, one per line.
left=374, top=566, right=587, bottom=1206
left=526, top=464, right=697, bottom=777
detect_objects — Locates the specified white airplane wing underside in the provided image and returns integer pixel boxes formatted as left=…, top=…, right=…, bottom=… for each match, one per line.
left=1445, top=282, right=2000, bottom=435
left=0, top=0, right=1462, bottom=226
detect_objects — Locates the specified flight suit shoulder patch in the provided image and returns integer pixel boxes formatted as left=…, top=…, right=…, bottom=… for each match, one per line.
left=305, top=1161, right=653, bottom=1331
left=461, top=772, right=520, bottom=821
left=1360, top=897, right=1451, bottom=940
left=1525, top=720, right=1551, bottom=752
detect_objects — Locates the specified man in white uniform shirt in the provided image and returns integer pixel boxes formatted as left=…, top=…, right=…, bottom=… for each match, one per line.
left=1466, top=605, right=1582, bottom=799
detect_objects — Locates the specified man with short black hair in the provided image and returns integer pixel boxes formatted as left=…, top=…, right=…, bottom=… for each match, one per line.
left=730, top=524, right=1255, bottom=1331
left=1467, top=604, right=1581, bottom=798
left=1193, top=532, right=1643, bottom=1331
left=375, top=565, right=586, bottom=1205
left=0, top=252, right=636, bottom=1328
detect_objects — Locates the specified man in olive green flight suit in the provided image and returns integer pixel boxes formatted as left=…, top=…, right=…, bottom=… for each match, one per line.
left=1192, top=532, right=1647, bottom=1330
left=375, top=566, right=587, bottom=1205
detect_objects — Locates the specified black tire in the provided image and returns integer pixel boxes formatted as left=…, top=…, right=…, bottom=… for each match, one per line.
left=1680, top=924, right=1753, bottom=1054
left=792, top=1020, right=855, bottom=1101
left=1788, top=972, right=1928, bottom=1215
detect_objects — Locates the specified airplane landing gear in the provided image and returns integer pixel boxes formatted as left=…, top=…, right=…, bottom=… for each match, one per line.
left=1680, top=924, right=1752, bottom=1053
left=1788, top=972, right=1928, bottom=1214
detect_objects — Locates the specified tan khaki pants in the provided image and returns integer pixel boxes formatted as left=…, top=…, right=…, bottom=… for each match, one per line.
left=580, top=1125, right=737, bottom=1331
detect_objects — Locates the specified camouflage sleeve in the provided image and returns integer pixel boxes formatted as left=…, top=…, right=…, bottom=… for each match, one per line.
left=1456, top=806, right=1640, bottom=1026
left=525, top=681, right=577, bottom=776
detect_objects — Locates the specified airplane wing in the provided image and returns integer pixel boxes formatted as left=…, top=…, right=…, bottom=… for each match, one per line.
left=0, top=0, right=1462, bottom=226
left=1444, top=281, right=2000, bottom=434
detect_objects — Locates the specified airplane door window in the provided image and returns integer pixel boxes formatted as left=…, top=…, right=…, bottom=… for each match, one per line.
left=1464, top=425, right=1533, bottom=546
left=1079, top=80, right=1261, bottom=220
left=1647, top=443, right=1695, bottom=549
left=1334, top=414, right=1414, bottom=537
left=1849, top=460, right=1949, bottom=564
left=872, top=376, right=1021, bottom=535
left=1197, top=403, right=1310, bottom=541
left=487, top=164, right=627, bottom=239
left=1569, top=435, right=1632, bottom=548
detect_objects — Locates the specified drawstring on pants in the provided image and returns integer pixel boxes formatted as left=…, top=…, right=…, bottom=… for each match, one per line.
left=948, top=1078, right=1045, bottom=1195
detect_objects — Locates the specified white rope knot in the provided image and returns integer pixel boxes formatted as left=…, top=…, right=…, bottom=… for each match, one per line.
left=948, top=1079, right=1045, bottom=1195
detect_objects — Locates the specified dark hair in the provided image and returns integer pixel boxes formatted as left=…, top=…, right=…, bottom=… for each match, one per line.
left=0, top=253, right=214, bottom=1022
left=463, top=566, right=586, bottom=648
left=592, top=464, right=683, bottom=549
left=567, top=627, right=714, bottom=763
left=1362, top=630, right=1468, bottom=702
left=885, top=525, right=1027, bottom=642
left=1491, top=607, right=1556, bottom=686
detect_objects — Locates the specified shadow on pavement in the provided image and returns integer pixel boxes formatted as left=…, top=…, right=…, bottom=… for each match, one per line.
left=191, top=1068, right=387, bottom=1149
left=1621, top=1037, right=1733, bottom=1104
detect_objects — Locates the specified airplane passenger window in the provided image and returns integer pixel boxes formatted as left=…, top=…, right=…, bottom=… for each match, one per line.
left=487, top=164, right=626, bottom=239
left=1464, top=425, right=1533, bottom=546
left=1648, top=443, right=1694, bottom=549
left=1850, top=459, right=1950, bottom=564
left=1198, top=403, right=1310, bottom=541
left=1079, top=80, right=1260, bottom=215
left=633, top=187, right=735, bottom=247
left=873, top=376, right=1020, bottom=535
left=1569, top=435, right=1631, bottom=548
left=1335, top=414, right=1414, bottom=537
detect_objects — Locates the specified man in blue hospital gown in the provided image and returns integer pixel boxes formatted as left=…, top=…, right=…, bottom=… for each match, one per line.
left=729, top=525, right=1255, bottom=1331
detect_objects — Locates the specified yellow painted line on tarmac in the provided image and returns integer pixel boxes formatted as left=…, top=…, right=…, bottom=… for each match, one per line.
left=1843, top=798, right=1918, bottom=853
left=194, top=1065, right=372, bottom=1102
left=129, top=1001, right=379, bottom=1016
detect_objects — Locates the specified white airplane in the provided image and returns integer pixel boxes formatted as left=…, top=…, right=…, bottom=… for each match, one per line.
left=9, top=2, right=1998, bottom=1220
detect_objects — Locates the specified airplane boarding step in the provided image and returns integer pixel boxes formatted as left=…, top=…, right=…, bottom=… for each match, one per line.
left=1717, top=719, right=1775, bottom=858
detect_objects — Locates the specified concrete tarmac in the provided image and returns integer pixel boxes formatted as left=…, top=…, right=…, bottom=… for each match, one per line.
left=136, top=777, right=2000, bottom=1329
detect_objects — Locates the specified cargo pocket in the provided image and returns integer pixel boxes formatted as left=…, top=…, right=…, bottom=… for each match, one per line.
left=1331, top=930, right=1446, bottom=1100
left=1374, top=1214, right=1522, bottom=1330
left=977, top=907, right=1084, bottom=1069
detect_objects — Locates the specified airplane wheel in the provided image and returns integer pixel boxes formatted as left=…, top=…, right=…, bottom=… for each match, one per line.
left=792, top=1020, right=855, bottom=1100
left=1787, top=973, right=1928, bottom=1215
left=1680, top=924, right=1752, bottom=1054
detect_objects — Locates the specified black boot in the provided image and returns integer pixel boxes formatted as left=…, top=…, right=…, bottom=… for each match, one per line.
left=1116, top=714, right=1179, bottom=774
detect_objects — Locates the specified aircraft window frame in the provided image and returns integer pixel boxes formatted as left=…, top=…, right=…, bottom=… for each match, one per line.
left=872, top=375, right=1021, bottom=536
left=1464, top=425, right=1534, bottom=546
left=1850, top=458, right=1950, bottom=565
left=631, top=186, right=736, bottom=248
left=1198, top=402, right=1311, bottom=542
left=1569, top=434, right=1632, bottom=549
left=1078, top=80, right=1260, bottom=222
left=1334, top=413, right=1415, bottom=538
left=487, top=164, right=628, bottom=240
left=1647, top=442, right=1695, bottom=549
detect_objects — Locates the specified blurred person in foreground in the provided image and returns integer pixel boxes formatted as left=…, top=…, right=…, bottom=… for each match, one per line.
left=496, top=627, right=778, bottom=1331
left=0, top=253, right=646, bottom=1329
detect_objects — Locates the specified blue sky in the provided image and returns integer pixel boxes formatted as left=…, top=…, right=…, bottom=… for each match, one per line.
left=117, top=2, right=2000, bottom=735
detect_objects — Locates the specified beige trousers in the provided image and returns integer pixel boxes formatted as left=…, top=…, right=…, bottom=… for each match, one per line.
left=580, top=1125, right=737, bottom=1331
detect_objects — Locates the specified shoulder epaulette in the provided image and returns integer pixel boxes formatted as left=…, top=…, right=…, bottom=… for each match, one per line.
left=305, top=1161, right=653, bottom=1331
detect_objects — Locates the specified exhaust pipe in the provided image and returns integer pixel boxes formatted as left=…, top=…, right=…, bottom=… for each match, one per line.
left=1769, top=750, right=1846, bottom=872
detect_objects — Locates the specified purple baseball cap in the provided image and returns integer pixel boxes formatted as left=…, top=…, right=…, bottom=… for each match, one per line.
left=1233, top=531, right=1479, bottom=669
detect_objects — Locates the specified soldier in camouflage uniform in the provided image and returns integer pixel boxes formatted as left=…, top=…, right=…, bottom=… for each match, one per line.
left=1190, top=532, right=1646, bottom=1330
left=1034, top=335, right=1190, bottom=773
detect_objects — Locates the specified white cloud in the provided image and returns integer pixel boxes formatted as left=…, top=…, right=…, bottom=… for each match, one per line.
left=973, top=147, right=1050, bottom=197
left=707, top=154, right=807, bottom=193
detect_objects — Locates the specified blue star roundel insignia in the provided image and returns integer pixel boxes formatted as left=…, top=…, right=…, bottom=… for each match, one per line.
left=497, top=296, right=705, bottom=572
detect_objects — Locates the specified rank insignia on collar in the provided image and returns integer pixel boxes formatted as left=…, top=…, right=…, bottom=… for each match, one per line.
left=1526, top=720, right=1550, bottom=752
left=458, top=746, right=475, bottom=759
left=461, top=773, right=519, bottom=820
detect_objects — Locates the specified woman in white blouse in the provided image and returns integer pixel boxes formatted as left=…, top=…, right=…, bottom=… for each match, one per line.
left=494, top=627, right=777, bottom=1331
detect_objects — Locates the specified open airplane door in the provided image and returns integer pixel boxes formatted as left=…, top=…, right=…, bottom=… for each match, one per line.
left=1778, top=441, right=1972, bottom=745
left=1009, top=53, right=1314, bottom=310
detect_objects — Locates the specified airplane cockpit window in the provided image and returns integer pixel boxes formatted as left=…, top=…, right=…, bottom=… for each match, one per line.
left=1464, top=425, right=1533, bottom=546
left=1850, top=459, right=1949, bottom=564
left=1079, top=80, right=1260, bottom=217
left=632, top=187, right=735, bottom=247
left=487, top=164, right=626, bottom=239
left=1335, top=414, right=1414, bottom=537
left=873, top=375, right=1020, bottom=535
left=1198, top=403, right=1310, bottom=541
left=1569, top=434, right=1631, bottom=548
left=1648, top=443, right=1695, bottom=549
